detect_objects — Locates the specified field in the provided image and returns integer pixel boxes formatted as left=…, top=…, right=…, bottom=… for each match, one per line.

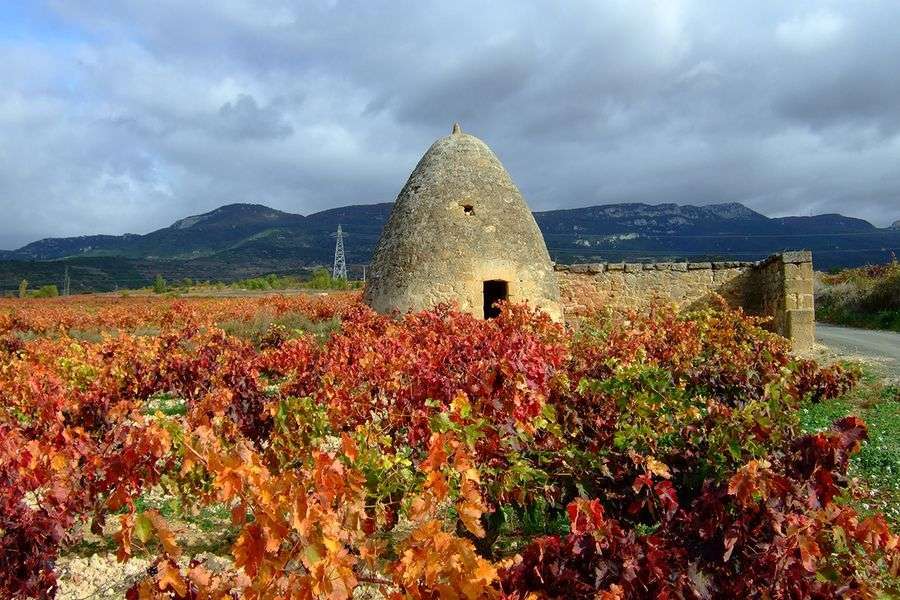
left=1, top=293, right=898, bottom=599
left=816, top=261, right=900, bottom=332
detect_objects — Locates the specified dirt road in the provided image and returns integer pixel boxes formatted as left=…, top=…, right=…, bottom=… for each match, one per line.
left=816, top=323, right=900, bottom=376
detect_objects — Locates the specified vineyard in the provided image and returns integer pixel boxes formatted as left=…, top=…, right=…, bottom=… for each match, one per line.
left=1, top=293, right=897, bottom=599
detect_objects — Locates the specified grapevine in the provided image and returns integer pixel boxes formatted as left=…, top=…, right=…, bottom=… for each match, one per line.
left=0, top=293, right=895, bottom=599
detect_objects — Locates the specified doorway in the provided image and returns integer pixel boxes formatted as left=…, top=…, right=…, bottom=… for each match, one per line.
left=483, top=280, right=508, bottom=319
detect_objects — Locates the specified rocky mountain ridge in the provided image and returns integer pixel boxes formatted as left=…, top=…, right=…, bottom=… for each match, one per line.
left=1, top=201, right=897, bottom=292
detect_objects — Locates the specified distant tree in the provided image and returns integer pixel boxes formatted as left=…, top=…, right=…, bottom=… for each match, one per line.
left=306, top=268, right=333, bottom=289
left=18, top=279, right=28, bottom=298
left=152, top=275, right=167, bottom=294
left=305, top=268, right=350, bottom=290
left=32, top=285, right=59, bottom=298
left=232, top=274, right=304, bottom=291
left=179, top=278, right=194, bottom=289
left=239, top=277, right=266, bottom=290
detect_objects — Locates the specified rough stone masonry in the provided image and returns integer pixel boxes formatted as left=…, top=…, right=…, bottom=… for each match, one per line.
left=365, top=123, right=562, bottom=321
left=554, top=251, right=815, bottom=350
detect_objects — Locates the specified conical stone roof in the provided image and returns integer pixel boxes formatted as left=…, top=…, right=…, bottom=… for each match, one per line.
left=364, top=124, right=561, bottom=320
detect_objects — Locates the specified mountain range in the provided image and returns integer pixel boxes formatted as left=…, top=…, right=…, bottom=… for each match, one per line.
left=1, top=202, right=897, bottom=293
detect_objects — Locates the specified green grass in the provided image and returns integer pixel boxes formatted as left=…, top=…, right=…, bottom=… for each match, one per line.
left=143, top=392, right=187, bottom=416
left=218, top=311, right=341, bottom=346
left=131, top=492, right=237, bottom=554
left=800, top=366, right=900, bottom=528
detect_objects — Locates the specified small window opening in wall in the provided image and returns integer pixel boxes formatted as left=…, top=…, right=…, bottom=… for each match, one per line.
left=462, top=204, right=475, bottom=215
left=483, top=280, right=508, bottom=319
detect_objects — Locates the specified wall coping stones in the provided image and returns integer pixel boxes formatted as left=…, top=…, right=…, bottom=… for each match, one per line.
left=554, top=260, right=763, bottom=273
left=780, top=250, right=813, bottom=264
left=758, top=250, right=812, bottom=267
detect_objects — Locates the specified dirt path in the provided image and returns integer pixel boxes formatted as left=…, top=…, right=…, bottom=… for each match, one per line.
left=816, top=324, right=900, bottom=377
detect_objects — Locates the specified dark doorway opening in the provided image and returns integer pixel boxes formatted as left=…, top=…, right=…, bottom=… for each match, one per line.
left=483, top=280, right=508, bottom=319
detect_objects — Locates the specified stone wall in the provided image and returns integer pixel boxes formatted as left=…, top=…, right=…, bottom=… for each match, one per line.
left=554, top=251, right=815, bottom=350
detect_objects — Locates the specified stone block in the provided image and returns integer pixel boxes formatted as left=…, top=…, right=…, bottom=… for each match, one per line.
left=624, top=263, right=642, bottom=273
left=783, top=276, right=813, bottom=296
left=785, top=309, right=815, bottom=351
left=780, top=250, right=812, bottom=264
left=570, top=264, right=591, bottom=274
left=688, top=262, right=713, bottom=270
left=782, top=262, right=813, bottom=280
left=784, top=293, right=799, bottom=310
left=672, top=263, right=687, bottom=272
left=607, top=263, right=625, bottom=271
left=587, top=263, right=605, bottom=273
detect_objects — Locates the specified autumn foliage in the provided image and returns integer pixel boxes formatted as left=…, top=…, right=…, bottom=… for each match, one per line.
left=0, top=293, right=895, bottom=599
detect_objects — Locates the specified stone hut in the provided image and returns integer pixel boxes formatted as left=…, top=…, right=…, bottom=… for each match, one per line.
left=364, top=123, right=562, bottom=321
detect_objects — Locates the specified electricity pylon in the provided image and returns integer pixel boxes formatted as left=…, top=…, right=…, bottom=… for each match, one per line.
left=332, top=225, right=347, bottom=280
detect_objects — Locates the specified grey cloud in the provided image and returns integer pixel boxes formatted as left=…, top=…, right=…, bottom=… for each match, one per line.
left=215, top=94, right=293, bottom=140
left=0, top=0, right=899, bottom=249
left=771, top=6, right=900, bottom=137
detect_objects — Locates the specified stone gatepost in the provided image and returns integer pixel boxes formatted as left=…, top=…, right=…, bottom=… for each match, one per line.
left=751, top=251, right=815, bottom=351
left=778, top=251, right=815, bottom=351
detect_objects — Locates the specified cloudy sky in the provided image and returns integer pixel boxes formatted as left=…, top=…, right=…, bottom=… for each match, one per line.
left=1, top=1, right=899, bottom=248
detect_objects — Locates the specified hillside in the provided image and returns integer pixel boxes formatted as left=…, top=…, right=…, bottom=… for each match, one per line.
left=534, top=203, right=895, bottom=265
left=1, top=202, right=897, bottom=292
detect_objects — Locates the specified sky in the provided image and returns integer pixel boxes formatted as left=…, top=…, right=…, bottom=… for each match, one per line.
left=1, top=1, right=899, bottom=249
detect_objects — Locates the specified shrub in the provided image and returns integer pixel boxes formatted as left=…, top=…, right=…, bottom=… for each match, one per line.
left=30, top=285, right=59, bottom=298
left=304, top=267, right=354, bottom=290
left=817, top=260, right=900, bottom=331
left=152, top=274, right=167, bottom=294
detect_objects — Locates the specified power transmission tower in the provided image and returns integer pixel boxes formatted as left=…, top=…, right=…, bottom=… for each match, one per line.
left=332, top=225, right=347, bottom=280
left=63, top=266, right=71, bottom=296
